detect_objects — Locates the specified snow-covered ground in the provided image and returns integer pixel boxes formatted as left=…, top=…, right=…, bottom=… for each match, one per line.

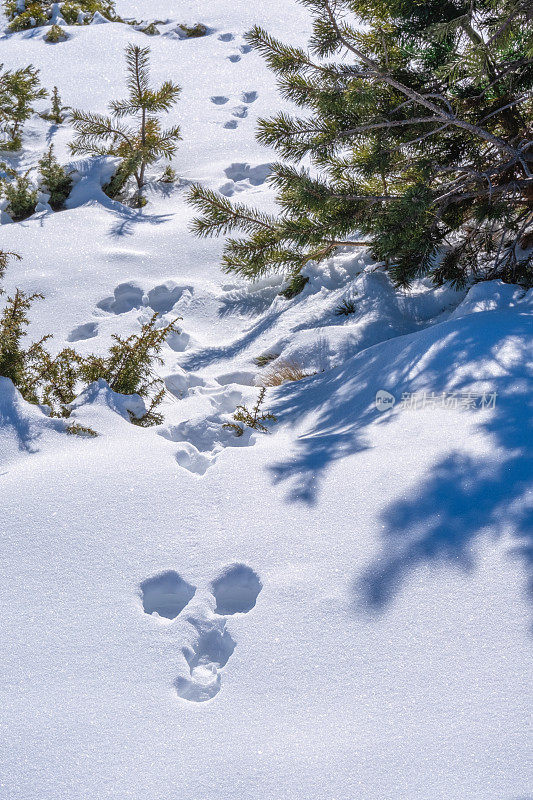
left=1, top=3, right=532, bottom=799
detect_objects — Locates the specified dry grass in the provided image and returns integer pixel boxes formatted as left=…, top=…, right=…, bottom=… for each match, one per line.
left=259, top=358, right=310, bottom=387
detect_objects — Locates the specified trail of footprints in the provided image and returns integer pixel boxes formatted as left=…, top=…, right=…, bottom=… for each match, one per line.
left=217, top=30, right=253, bottom=62
left=68, top=274, right=274, bottom=475
left=140, top=564, right=262, bottom=702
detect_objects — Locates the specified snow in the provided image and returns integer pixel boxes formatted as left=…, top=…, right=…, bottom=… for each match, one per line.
left=0, top=2, right=532, bottom=799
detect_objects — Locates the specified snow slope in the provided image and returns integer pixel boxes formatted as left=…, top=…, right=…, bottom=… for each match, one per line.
left=0, top=3, right=532, bottom=799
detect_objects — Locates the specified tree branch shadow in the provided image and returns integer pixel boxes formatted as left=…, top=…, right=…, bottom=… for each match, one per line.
left=268, top=309, right=532, bottom=610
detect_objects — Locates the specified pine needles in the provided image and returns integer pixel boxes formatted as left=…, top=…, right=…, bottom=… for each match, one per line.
left=70, top=44, right=181, bottom=205
left=188, top=0, right=533, bottom=288
left=223, top=387, right=277, bottom=436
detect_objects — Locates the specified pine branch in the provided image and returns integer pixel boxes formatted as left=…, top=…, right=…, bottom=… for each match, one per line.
left=320, top=0, right=521, bottom=161
left=187, top=184, right=278, bottom=237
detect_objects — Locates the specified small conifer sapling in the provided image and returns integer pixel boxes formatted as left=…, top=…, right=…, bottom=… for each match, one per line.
left=0, top=64, right=47, bottom=150
left=70, top=44, right=181, bottom=206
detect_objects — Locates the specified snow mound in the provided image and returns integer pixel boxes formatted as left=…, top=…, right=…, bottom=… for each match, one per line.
left=68, top=378, right=147, bottom=431
left=0, top=377, right=63, bottom=463
left=449, top=280, right=528, bottom=319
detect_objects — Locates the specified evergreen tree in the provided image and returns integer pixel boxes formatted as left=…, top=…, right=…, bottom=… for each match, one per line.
left=0, top=287, right=49, bottom=403
left=70, top=44, right=181, bottom=206
left=77, top=314, right=181, bottom=425
left=44, top=23, right=68, bottom=42
left=189, top=0, right=533, bottom=289
left=38, top=146, right=73, bottom=210
left=44, top=87, right=68, bottom=124
left=0, top=64, right=47, bottom=150
left=3, top=172, right=38, bottom=221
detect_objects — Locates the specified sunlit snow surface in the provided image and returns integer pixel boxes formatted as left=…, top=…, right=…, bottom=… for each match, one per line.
left=0, top=3, right=532, bottom=799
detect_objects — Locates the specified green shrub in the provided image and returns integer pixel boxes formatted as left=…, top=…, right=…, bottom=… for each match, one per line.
left=159, top=165, right=177, bottom=183
left=179, top=23, right=207, bottom=38
left=5, top=0, right=117, bottom=31
left=253, top=353, right=278, bottom=367
left=140, top=22, right=160, bottom=35
left=77, top=314, right=181, bottom=426
left=3, top=174, right=38, bottom=221
left=223, top=387, right=277, bottom=436
left=38, top=146, right=73, bottom=210
left=6, top=3, right=47, bottom=31
left=0, top=253, right=180, bottom=426
left=44, top=23, right=68, bottom=42
left=66, top=422, right=98, bottom=437
left=0, top=288, right=51, bottom=403
left=0, top=64, right=46, bottom=151
left=42, top=86, right=69, bottom=124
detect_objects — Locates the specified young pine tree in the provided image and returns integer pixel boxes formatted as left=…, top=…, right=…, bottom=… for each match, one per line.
left=78, top=314, right=181, bottom=425
left=70, top=44, right=181, bottom=206
left=3, top=172, right=38, bottom=221
left=43, top=87, right=69, bottom=124
left=0, top=64, right=47, bottom=150
left=189, top=0, right=533, bottom=290
left=38, top=146, right=73, bottom=210
left=0, top=287, right=50, bottom=403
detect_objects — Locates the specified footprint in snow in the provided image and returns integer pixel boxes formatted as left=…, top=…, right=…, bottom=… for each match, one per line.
left=227, top=53, right=241, bottom=62
left=219, top=162, right=271, bottom=195
left=214, top=90, right=258, bottom=130
left=241, top=90, right=258, bottom=103
left=140, top=564, right=262, bottom=702
left=96, top=281, right=193, bottom=316
left=67, top=321, right=98, bottom=342
left=231, top=105, right=248, bottom=118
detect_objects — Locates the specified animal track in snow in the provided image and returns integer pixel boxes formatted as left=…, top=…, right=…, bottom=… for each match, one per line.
left=241, top=90, right=258, bottom=103
left=140, top=564, right=262, bottom=702
left=97, top=282, right=143, bottom=314
left=211, top=564, right=263, bottom=615
left=97, top=282, right=193, bottom=316
left=231, top=104, right=248, bottom=119
left=214, top=87, right=257, bottom=130
left=215, top=370, right=256, bottom=386
left=219, top=162, right=271, bottom=196
left=217, top=32, right=234, bottom=41
left=227, top=53, right=241, bottom=62
left=159, top=403, right=252, bottom=475
left=67, top=321, right=98, bottom=342
left=145, top=284, right=187, bottom=315
left=175, top=619, right=236, bottom=702
left=140, top=571, right=196, bottom=619
left=224, top=162, right=270, bottom=185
